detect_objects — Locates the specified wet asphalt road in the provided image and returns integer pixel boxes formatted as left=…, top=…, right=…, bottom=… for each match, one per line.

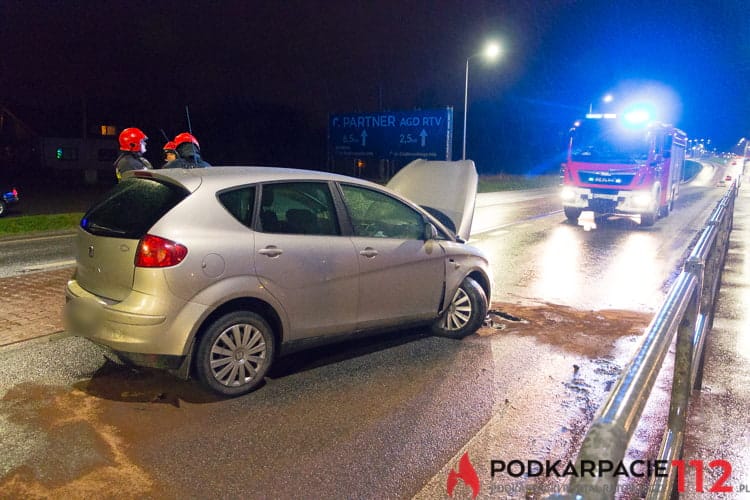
left=0, top=233, right=75, bottom=278
left=0, top=163, right=739, bottom=498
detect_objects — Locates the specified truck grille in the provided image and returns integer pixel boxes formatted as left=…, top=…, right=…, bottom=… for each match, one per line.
left=577, top=171, right=635, bottom=186
left=589, top=198, right=617, bottom=213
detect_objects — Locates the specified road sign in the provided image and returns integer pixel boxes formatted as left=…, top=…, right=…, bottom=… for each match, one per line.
left=329, top=108, right=453, bottom=160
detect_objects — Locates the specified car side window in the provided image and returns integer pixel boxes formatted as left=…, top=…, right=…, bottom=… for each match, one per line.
left=259, top=182, right=340, bottom=235
left=340, top=184, right=424, bottom=240
left=218, top=186, right=256, bottom=228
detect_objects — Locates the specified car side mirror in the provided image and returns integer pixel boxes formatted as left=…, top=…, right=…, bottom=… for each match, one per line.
left=424, top=222, right=438, bottom=240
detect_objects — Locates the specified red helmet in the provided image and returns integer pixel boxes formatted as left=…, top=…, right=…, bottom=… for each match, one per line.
left=118, top=127, right=147, bottom=151
left=173, top=132, right=199, bottom=149
left=163, top=141, right=177, bottom=151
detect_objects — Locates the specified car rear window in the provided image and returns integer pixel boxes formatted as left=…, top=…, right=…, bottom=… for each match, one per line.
left=81, top=178, right=189, bottom=239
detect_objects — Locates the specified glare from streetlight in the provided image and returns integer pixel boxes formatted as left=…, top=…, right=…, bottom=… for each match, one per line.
left=484, top=42, right=501, bottom=60
left=602, top=93, right=614, bottom=103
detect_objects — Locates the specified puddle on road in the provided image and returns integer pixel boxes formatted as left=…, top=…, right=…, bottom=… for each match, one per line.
left=480, top=301, right=651, bottom=358
left=0, top=358, right=224, bottom=497
left=0, top=383, right=156, bottom=497
left=473, top=301, right=659, bottom=498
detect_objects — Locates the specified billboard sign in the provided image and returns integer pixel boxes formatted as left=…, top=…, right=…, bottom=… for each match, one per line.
left=329, top=108, right=453, bottom=160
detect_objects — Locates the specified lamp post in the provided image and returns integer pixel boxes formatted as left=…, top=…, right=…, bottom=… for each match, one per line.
left=588, top=93, right=614, bottom=114
left=462, top=41, right=501, bottom=160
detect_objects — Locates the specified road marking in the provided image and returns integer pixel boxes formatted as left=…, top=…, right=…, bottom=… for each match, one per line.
left=0, top=233, right=75, bottom=246
left=21, top=259, right=76, bottom=273
left=471, top=210, right=563, bottom=237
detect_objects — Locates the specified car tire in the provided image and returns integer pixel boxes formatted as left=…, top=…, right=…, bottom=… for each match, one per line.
left=195, top=311, right=275, bottom=397
left=431, top=277, right=488, bottom=339
left=0, top=200, right=6, bottom=217
left=564, top=206, right=581, bottom=222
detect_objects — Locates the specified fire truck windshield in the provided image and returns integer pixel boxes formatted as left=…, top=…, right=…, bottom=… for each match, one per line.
left=571, top=119, right=650, bottom=164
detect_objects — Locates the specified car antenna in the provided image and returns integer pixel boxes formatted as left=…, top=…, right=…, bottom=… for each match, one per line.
left=185, top=105, right=197, bottom=168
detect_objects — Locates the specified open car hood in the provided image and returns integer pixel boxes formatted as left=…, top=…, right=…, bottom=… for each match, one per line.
left=386, top=159, right=478, bottom=240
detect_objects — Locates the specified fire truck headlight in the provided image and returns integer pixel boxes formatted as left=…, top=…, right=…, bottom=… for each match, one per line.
left=633, top=192, right=652, bottom=207
left=561, top=188, right=575, bottom=201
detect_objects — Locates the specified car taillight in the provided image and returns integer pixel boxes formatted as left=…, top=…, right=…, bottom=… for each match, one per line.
left=135, top=234, right=188, bottom=268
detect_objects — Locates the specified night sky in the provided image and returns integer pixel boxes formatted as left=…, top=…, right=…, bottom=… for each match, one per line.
left=2, top=0, right=749, bottom=174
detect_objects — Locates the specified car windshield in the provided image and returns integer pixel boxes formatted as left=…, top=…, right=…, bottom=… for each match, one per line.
left=571, top=119, right=651, bottom=163
left=81, top=178, right=189, bottom=239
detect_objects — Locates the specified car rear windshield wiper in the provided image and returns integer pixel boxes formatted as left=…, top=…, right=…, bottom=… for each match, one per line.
left=86, top=222, right=129, bottom=236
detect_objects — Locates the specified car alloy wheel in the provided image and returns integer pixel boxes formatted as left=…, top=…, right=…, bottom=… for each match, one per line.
left=431, top=277, right=488, bottom=339
left=0, top=200, right=6, bottom=217
left=196, top=311, right=275, bottom=397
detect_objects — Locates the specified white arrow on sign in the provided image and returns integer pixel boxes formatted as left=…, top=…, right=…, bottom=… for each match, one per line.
left=420, top=129, right=428, bottom=147
left=361, top=130, right=368, bottom=146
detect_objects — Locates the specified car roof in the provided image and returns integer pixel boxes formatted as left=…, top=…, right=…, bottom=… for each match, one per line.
left=131, top=166, right=381, bottom=193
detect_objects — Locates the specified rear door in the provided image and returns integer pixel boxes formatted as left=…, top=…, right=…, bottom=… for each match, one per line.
left=339, top=183, right=445, bottom=330
left=76, top=178, right=189, bottom=301
left=252, top=181, right=360, bottom=340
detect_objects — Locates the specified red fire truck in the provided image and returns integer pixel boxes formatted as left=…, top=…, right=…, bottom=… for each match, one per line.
left=561, top=113, right=687, bottom=227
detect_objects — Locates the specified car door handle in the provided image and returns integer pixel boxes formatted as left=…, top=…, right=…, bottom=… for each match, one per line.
left=359, top=247, right=378, bottom=258
left=259, top=246, right=283, bottom=258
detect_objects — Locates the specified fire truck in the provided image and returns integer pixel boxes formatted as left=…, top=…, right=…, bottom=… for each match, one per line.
left=561, top=113, right=687, bottom=227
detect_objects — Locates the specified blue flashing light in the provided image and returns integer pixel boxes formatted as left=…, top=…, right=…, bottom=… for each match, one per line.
left=624, top=109, right=651, bottom=124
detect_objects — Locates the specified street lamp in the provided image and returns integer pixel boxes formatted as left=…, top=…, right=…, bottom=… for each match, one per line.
left=588, top=93, right=614, bottom=114
left=463, top=41, right=501, bottom=160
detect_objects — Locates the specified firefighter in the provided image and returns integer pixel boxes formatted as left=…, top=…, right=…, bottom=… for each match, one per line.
left=162, top=132, right=211, bottom=169
left=114, top=127, right=152, bottom=181
left=163, top=141, right=177, bottom=166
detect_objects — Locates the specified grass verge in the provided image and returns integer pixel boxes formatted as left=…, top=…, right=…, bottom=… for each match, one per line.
left=478, top=174, right=560, bottom=193
left=0, top=213, right=83, bottom=237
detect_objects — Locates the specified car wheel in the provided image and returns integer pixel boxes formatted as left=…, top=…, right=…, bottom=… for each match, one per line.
left=431, top=277, right=488, bottom=339
left=0, top=200, right=6, bottom=217
left=195, top=311, right=275, bottom=397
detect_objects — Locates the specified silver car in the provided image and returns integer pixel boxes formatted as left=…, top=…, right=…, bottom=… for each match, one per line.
left=65, top=160, right=491, bottom=396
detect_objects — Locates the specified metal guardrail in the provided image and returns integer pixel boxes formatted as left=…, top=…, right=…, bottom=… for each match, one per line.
left=548, top=181, right=737, bottom=500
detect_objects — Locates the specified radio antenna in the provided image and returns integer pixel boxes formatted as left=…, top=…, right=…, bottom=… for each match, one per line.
left=185, top=105, right=197, bottom=166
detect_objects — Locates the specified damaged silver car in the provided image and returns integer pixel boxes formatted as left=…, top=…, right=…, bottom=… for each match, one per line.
left=65, top=160, right=491, bottom=396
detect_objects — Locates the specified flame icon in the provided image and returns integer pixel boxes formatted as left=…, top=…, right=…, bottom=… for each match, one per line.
left=446, top=452, right=480, bottom=498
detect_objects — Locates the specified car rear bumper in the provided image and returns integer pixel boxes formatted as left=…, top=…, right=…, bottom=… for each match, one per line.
left=64, top=278, right=207, bottom=357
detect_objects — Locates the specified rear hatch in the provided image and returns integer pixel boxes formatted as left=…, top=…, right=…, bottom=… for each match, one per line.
left=76, top=177, right=190, bottom=301
left=386, top=159, right=478, bottom=240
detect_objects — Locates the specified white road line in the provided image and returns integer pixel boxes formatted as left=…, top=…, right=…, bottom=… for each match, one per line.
left=21, top=259, right=76, bottom=272
left=471, top=210, right=563, bottom=237
left=0, top=233, right=75, bottom=245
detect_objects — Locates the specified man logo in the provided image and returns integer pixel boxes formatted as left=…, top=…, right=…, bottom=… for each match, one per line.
left=446, top=452, right=480, bottom=498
